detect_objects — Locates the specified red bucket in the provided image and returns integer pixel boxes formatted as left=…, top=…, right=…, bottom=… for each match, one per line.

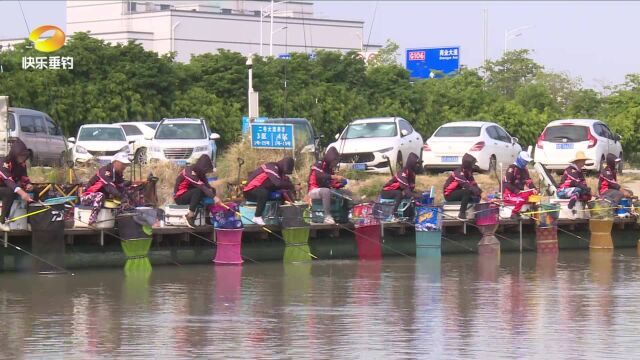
left=475, top=203, right=499, bottom=226
left=355, top=223, right=382, bottom=260
left=351, top=203, right=379, bottom=226
left=213, top=228, right=244, bottom=264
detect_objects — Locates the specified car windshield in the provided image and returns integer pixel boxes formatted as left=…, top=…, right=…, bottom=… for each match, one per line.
left=145, top=123, right=158, bottom=130
left=78, top=127, right=126, bottom=141
left=544, top=125, right=588, bottom=142
left=344, top=122, right=397, bottom=139
left=434, top=126, right=481, bottom=137
left=155, top=123, right=205, bottom=139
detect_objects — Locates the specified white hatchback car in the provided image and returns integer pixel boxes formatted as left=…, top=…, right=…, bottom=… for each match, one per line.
left=422, top=121, right=522, bottom=172
left=534, top=119, right=623, bottom=172
left=69, top=124, right=132, bottom=165
left=146, top=118, right=220, bottom=166
left=116, top=122, right=158, bottom=164
left=327, top=117, right=424, bottom=173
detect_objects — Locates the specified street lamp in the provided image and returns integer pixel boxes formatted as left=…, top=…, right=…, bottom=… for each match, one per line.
left=259, top=0, right=290, bottom=57
left=504, top=25, right=533, bottom=54
left=259, top=3, right=290, bottom=56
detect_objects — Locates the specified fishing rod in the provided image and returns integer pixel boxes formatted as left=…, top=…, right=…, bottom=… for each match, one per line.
left=72, top=212, right=184, bottom=267
left=0, top=199, right=75, bottom=274
left=489, top=198, right=593, bottom=244
left=441, top=234, right=477, bottom=253
left=434, top=206, right=537, bottom=251
left=4, top=240, right=74, bottom=275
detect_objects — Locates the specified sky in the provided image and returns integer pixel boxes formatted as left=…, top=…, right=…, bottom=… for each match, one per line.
left=1, top=1, right=639, bottom=90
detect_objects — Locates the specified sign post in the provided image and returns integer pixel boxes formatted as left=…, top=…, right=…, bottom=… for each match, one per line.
left=405, top=46, right=460, bottom=79
left=250, top=123, right=295, bottom=150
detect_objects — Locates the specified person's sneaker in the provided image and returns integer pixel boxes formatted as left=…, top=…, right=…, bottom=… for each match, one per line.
left=0, top=222, right=10, bottom=232
left=252, top=216, right=265, bottom=225
left=324, top=215, right=336, bottom=225
left=183, top=214, right=196, bottom=229
left=568, top=198, right=577, bottom=210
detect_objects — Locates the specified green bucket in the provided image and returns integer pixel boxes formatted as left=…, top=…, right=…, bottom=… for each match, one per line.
left=282, top=227, right=312, bottom=263
left=121, top=238, right=152, bottom=258
left=588, top=199, right=613, bottom=220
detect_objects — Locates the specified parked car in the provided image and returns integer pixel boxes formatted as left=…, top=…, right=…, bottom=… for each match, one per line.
left=534, top=119, right=623, bottom=172
left=7, top=107, right=67, bottom=166
left=258, top=118, right=320, bottom=158
left=116, top=121, right=158, bottom=164
left=146, top=118, right=220, bottom=166
left=69, top=124, right=132, bottom=165
left=326, top=117, right=424, bottom=173
left=422, top=121, right=522, bottom=172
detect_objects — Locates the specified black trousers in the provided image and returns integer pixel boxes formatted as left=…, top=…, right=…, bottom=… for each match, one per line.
left=0, top=187, right=17, bottom=223
left=175, top=188, right=204, bottom=212
left=380, top=189, right=406, bottom=213
left=444, top=189, right=473, bottom=216
left=244, top=187, right=270, bottom=217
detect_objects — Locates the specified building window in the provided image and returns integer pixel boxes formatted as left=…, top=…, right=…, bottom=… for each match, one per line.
left=254, top=10, right=261, bottom=16
left=160, top=4, right=170, bottom=10
left=221, top=8, right=232, bottom=14
left=128, top=1, right=137, bottom=12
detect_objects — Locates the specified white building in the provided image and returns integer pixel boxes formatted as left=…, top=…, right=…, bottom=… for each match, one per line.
left=49, top=0, right=373, bottom=62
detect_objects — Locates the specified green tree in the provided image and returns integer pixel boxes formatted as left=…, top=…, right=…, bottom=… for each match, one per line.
left=483, top=49, right=543, bottom=98
left=368, top=39, right=400, bottom=67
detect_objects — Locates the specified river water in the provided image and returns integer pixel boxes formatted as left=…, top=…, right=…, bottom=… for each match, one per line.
left=1, top=249, right=639, bottom=359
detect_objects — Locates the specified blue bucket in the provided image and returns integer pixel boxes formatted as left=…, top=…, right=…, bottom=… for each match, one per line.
left=415, top=206, right=441, bottom=231
left=617, top=198, right=631, bottom=216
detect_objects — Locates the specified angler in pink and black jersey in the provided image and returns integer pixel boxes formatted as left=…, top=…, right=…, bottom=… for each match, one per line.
left=307, top=147, right=347, bottom=224
left=80, top=152, right=130, bottom=225
left=380, top=152, right=421, bottom=219
left=0, top=139, right=34, bottom=232
left=442, top=153, right=482, bottom=220
left=502, top=151, right=538, bottom=215
left=557, top=151, right=592, bottom=209
left=173, top=154, right=219, bottom=228
left=243, top=157, right=295, bottom=225
left=598, top=153, right=632, bottom=206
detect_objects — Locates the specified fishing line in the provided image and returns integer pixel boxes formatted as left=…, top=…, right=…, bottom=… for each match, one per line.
left=72, top=213, right=183, bottom=267
left=5, top=240, right=74, bottom=275
left=219, top=202, right=317, bottom=260
left=436, top=207, right=537, bottom=251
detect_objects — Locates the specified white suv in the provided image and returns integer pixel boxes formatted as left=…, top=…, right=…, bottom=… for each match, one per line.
left=534, top=119, right=623, bottom=172
left=326, top=117, right=424, bottom=174
left=69, top=124, right=132, bottom=165
left=146, top=118, right=220, bottom=166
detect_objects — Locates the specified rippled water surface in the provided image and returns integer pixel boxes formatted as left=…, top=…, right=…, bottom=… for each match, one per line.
left=2, top=249, right=640, bottom=359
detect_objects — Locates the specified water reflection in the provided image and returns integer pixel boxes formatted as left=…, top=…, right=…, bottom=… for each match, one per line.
left=1, top=250, right=640, bottom=357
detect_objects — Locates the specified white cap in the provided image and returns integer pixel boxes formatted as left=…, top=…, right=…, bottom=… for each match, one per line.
left=519, top=151, right=533, bottom=163
left=111, top=152, right=131, bottom=165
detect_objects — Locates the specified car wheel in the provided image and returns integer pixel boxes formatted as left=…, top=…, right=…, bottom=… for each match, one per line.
left=395, top=152, right=403, bottom=174
left=488, top=155, right=497, bottom=173
left=135, top=148, right=147, bottom=165
left=618, top=153, right=624, bottom=174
